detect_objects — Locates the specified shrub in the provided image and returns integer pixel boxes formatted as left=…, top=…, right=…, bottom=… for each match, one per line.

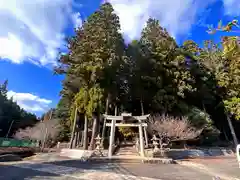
left=14, top=119, right=60, bottom=148
left=147, top=114, right=202, bottom=150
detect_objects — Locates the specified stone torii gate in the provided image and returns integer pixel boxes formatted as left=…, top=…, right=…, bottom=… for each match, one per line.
left=103, top=113, right=150, bottom=158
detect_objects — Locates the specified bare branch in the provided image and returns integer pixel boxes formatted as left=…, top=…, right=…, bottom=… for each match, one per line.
left=14, top=119, right=61, bottom=147
left=147, top=114, right=202, bottom=142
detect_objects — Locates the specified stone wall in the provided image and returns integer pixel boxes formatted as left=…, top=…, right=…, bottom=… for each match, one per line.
left=56, top=142, right=70, bottom=149
left=145, top=148, right=235, bottom=159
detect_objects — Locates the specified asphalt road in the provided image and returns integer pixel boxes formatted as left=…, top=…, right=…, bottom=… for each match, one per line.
left=0, top=160, right=215, bottom=180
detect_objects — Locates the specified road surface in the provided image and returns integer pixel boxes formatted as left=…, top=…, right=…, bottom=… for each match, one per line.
left=0, top=159, right=216, bottom=180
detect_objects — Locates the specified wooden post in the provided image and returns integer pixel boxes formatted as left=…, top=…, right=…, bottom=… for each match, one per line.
left=138, top=120, right=145, bottom=157
left=108, top=119, right=116, bottom=158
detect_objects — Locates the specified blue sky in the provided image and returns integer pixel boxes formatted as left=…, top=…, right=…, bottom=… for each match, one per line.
left=0, top=0, right=239, bottom=116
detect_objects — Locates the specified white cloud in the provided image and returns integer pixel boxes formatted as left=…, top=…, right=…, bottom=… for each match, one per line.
left=0, top=0, right=82, bottom=66
left=7, top=90, right=52, bottom=112
left=222, top=0, right=240, bottom=15
left=0, top=0, right=237, bottom=67
left=72, top=12, right=83, bottom=29
left=107, top=0, right=217, bottom=40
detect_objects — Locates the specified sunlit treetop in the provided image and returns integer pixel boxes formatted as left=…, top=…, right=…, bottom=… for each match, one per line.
left=207, top=19, right=240, bottom=35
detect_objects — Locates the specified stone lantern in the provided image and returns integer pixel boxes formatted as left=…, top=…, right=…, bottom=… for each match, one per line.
left=93, top=134, right=104, bottom=156
left=151, top=135, right=160, bottom=153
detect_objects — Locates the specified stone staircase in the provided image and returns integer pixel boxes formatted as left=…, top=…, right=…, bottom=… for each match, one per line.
left=88, top=143, right=173, bottom=164
left=115, top=144, right=139, bottom=157
left=87, top=143, right=143, bottom=163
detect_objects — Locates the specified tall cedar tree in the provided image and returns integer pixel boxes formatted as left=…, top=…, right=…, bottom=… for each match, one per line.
left=56, top=3, right=126, bottom=149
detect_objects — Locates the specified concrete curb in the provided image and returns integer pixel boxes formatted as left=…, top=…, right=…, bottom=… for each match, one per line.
left=176, top=160, right=240, bottom=180
left=0, top=154, right=22, bottom=162
left=88, top=156, right=174, bottom=164
left=142, top=158, right=175, bottom=164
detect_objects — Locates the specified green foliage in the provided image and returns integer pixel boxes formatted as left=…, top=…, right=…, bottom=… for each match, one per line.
left=118, top=127, right=136, bottom=138
left=207, top=19, right=240, bottom=34
left=224, top=97, right=240, bottom=119
left=134, top=18, right=195, bottom=113
left=55, top=3, right=126, bottom=141
left=74, top=85, right=104, bottom=118
left=0, top=80, right=38, bottom=137
left=185, top=107, right=213, bottom=128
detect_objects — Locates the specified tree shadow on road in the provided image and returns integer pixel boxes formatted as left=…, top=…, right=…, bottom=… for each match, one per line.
left=44, top=159, right=140, bottom=179
left=0, top=160, right=141, bottom=180
left=0, top=164, right=60, bottom=180
left=44, top=159, right=117, bottom=170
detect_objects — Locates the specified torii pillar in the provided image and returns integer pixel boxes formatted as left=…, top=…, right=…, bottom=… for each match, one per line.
left=135, top=114, right=150, bottom=157
left=104, top=114, right=150, bottom=158
left=108, top=118, right=116, bottom=158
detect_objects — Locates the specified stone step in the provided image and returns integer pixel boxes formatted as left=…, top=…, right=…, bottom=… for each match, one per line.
left=117, top=149, right=137, bottom=151
left=60, top=148, right=93, bottom=159
left=116, top=151, right=138, bottom=154
left=117, top=153, right=137, bottom=154
left=116, top=148, right=138, bottom=155
left=116, top=153, right=138, bottom=156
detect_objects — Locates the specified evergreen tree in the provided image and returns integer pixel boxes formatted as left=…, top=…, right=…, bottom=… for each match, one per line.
left=0, top=80, right=38, bottom=137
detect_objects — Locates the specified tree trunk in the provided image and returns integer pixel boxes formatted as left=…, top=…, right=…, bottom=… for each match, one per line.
left=69, top=107, right=78, bottom=149
left=140, top=99, right=144, bottom=115
left=83, top=115, right=89, bottom=150
left=226, top=113, right=238, bottom=147
left=74, top=131, right=78, bottom=148
left=77, top=131, right=81, bottom=147
left=89, top=115, right=99, bottom=150
left=41, top=124, right=48, bottom=151
left=80, top=131, right=84, bottom=147
left=41, top=109, right=53, bottom=151
left=73, top=132, right=76, bottom=148
left=115, top=105, right=117, bottom=116
left=223, top=126, right=229, bottom=141
left=101, top=94, right=110, bottom=146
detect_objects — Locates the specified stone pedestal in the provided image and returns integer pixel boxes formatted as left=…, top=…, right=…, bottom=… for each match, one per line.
left=60, top=149, right=92, bottom=160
